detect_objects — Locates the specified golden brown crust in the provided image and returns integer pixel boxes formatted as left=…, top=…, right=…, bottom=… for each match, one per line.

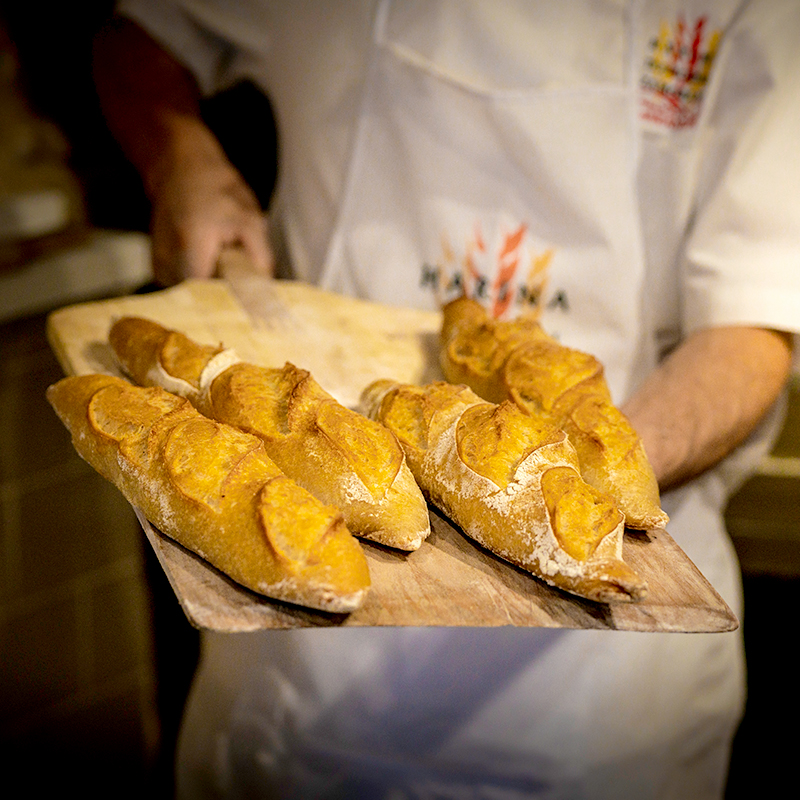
left=47, top=374, right=370, bottom=613
left=440, top=297, right=668, bottom=530
left=109, top=317, right=431, bottom=551
left=360, top=379, right=647, bottom=604
left=109, top=317, right=223, bottom=391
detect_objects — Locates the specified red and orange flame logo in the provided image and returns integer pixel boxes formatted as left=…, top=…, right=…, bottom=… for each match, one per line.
left=425, top=221, right=553, bottom=319
left=640, top=15, right=722, bottom=129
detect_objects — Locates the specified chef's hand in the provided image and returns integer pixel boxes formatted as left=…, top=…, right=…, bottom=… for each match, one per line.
left=149, top=146, right=274, bottom=286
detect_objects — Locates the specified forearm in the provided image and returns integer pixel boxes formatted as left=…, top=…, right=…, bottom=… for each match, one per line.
left=93, top=15, right=229, bottom=199
left=93, top=16, right=272, bottom=283
left=622, top=326, right=794, bottom=491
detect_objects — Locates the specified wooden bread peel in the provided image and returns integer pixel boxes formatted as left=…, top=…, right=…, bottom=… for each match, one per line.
left=45, top=258, right=738, bottom=633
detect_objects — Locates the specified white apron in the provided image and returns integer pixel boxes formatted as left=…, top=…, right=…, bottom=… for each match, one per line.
left=318, top=0, right=651, bottom=401
left=177, top=3, right=755, bottom=797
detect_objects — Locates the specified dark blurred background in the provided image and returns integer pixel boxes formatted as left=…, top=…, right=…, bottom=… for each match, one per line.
left=0, top=3, right=797, bottom=798
left=1, top=3, right=277, bottom=796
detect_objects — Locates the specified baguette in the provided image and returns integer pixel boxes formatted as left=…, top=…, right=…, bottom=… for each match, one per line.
left=360, top=379, right=647, bottom=603
left=440, top=297, right=668, bottom=530
left=108, top=317, right=431, bottom=551
left=47, top=374, right=370, bottom=613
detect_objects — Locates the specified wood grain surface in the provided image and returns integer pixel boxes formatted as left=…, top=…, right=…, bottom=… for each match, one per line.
left=46, top=277, right=738, bottom=634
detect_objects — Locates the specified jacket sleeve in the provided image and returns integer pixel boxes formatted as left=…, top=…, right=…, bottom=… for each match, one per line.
left=683, top=0, right=800, bottom=337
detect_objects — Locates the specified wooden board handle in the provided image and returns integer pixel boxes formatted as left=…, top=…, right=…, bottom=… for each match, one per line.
left=216, top=245, right=255, bottom=280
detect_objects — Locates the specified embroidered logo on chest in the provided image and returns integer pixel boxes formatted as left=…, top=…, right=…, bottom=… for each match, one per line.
left=640, top=15, right=722, bottom=130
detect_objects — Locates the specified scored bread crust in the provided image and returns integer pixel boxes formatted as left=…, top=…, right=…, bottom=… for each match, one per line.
left=47, top=374, right=370, bottom=613
left=440, top=297, right=668, bottom=531
left=109, top=317, right=431, bottom=551
left=360, top=379, right=647, bottom=604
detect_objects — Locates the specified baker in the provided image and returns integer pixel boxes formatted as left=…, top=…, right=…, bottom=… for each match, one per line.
left=94, top=2, right=800, bottom=797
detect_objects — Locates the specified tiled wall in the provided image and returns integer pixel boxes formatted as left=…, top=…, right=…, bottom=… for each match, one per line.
left=0, top=309, right=161, bottom=795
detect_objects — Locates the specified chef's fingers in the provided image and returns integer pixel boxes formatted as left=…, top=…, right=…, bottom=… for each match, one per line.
left=151, top=210, right=273, bottom=286
left=150, top=222, right=218, bottom=285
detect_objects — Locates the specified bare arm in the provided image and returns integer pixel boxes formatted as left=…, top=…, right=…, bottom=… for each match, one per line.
left=93, top=16, right=272, bottom=284
left=622, top=326, right=794, bottom=491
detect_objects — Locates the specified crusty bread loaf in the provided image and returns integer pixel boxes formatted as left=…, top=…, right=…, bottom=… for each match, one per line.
left=47, top=374, right=370, bottom=613
left=361, top=379, right=647, bottom=604
left=440, top=297, right=668, bottom=530
left=108, top=317, right=431, bottom=551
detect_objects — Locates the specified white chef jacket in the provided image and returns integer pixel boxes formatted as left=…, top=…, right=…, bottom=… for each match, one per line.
left=117, top=2, right=800, bottom=798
